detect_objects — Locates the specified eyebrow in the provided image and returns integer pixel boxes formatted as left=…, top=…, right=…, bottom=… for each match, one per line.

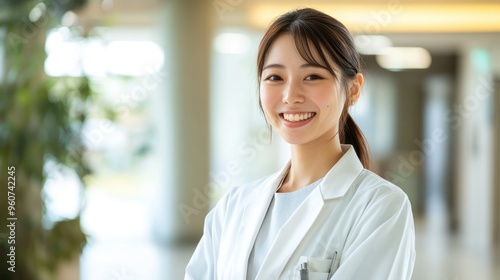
left=262, top=63, right=328, bottom=71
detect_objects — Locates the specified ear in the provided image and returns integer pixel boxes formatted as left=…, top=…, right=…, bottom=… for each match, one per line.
left=348, top=73, right=364, bottom=105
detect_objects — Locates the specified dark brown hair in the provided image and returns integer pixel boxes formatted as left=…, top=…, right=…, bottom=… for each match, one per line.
left=257, top=7, right=370, bottom=168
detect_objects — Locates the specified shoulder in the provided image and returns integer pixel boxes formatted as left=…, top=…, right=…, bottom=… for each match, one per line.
left=352, top=169, right=411, bottom=211
left=342, top=169, right=414, bottom=235
left=356, top=169, right=408, bottom=197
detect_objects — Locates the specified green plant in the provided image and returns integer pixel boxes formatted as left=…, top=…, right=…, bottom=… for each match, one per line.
left=1, top=1, right=90, bottom=279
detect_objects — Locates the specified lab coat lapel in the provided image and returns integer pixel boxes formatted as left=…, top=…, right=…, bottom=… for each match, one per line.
left=256, top=187, right=325, bottom=280
left=231, top=161, right=291, bottom=278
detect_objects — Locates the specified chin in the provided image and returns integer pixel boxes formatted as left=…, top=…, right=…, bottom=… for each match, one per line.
left=280, top=135, right=312, bottom=145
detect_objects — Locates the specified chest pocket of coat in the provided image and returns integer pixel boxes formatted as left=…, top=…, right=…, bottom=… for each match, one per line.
left=298, top=252, right=338, bottom=280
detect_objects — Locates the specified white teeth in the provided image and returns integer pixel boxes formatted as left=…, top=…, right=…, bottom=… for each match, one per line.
left=283, top=113, right=315, bottom=122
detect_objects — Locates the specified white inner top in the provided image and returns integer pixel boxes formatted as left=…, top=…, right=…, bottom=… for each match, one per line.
left=246, top=177, right=323, bottom=279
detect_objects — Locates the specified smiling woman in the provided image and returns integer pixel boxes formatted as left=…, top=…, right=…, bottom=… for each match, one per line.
left=185, top=8, right=415, bottom=280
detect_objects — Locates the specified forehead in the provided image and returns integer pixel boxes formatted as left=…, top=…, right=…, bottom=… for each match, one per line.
left=265, top=34, right=300, bottom=60
left=264, top=33, right=338, bottom=72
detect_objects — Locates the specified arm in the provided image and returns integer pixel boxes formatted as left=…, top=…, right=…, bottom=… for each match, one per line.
left=184, top=193, right=229, bottom=280
left=331, top=191, right=416, bottom=280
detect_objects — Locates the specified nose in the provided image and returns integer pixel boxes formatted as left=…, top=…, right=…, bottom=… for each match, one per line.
left=282, top=81, right=304, bottom=104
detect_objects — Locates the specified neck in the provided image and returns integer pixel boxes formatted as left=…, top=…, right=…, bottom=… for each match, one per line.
left=278, top=136, right=344, bottom=193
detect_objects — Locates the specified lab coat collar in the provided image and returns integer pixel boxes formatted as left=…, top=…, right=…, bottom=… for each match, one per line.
left=255, top=144, right=364, bottom=199
left=319, top=144, right=364, bottom=200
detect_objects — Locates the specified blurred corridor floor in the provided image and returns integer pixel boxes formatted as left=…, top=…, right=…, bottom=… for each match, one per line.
left=412, top=217, right=500, bottom=280
left=412, top=194, right=500, bottom=280
left=81, top=218, right=500, bottom=280
left=80, top=187, right=499, bottom=279
left=81, top=241, right=196, bottom=280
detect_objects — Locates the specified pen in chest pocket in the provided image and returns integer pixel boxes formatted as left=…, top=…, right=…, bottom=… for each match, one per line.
left=327, top=251, right=338, bottom=278
left=300, top=261, right=309, bottom=280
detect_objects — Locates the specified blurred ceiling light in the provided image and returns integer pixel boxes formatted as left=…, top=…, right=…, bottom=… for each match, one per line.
left=354, top=35, right=392, bottom=55
left=376, top=47, right=431, bottom=71
left=248, top=3, right=500, bottom=33
left=45, top=28, right=164, bottom=77
left=214, top=33, right=251, bottom=54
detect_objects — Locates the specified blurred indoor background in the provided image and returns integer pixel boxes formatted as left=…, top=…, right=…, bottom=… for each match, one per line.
left=0, top=0, right=499, bottom=279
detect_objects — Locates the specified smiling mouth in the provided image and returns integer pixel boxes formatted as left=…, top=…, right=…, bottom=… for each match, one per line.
left=280, top=112, right=316, bottom=122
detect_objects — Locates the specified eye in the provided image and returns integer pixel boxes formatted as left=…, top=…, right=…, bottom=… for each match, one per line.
left=264, top=75, right=283, bottom=81
left=305, top=74, right=323, bottom=81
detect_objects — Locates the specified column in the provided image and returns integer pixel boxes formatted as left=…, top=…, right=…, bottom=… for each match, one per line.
left=156, top=0, right=213, bottom=244
left=455, top=46, right=495, bottom=255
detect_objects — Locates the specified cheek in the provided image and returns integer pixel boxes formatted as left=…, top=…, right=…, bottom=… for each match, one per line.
left=316, top=90, right=344, bottom=119
left=259, top=87, right=278, bottom=114
left=317, top=94, right=337, bottom=112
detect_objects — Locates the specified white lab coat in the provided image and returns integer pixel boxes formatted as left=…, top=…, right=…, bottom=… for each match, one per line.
left=185, top=145, right=416, bottom=280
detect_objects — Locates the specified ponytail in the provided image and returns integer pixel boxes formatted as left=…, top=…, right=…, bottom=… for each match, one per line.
left=339, top=113, right=370, bottom=169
